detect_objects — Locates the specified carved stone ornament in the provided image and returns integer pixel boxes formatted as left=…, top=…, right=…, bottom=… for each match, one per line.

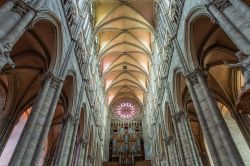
left=164, top=136, right=173, bottom=145
left=79, top=137, right=88, bottom=148
left=186, top=71, right=199, bottom=86
left=172, top=111, right=185, bottom=122
left=212, top=0, right=232, bottom=11
left=12, top=1, right=34, bottom=16
left=43, top=72, right=62, bottom=88
left=88, top=156, right=96, bottom=163
left=63, top=113, right=79, bottom=123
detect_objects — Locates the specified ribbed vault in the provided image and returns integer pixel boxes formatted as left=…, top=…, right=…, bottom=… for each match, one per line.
left=95, top=0, right=154, bottom=120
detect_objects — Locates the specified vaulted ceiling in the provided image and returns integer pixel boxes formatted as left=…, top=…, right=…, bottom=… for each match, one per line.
left=94, top=0, right=154, bottom=116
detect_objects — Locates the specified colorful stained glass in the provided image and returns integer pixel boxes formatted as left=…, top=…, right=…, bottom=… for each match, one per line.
left=113, top=101, right=139, bottom=120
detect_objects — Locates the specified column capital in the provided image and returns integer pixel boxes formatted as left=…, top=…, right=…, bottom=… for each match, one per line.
left=63, top=113, right=79, bottom=124
left=43, top=72, right=63, bottom=88
left=12, top=1, right=35, bottom=16
left=87, top=156, right=96, bottom=163
left=164, top=136, right=173, bottom=145
left=211, top=0, right=232, bottom=11
left=79, top=137, right=88, bottom=148
left=185, top=68, right=207, bottom=85
left=172, top=111, right=186, bottom=122
left=185, top=70, right=199, bottom=86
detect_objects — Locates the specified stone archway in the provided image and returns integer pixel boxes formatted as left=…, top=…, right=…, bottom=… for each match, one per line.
left=0, top=17, right=61, bottom=158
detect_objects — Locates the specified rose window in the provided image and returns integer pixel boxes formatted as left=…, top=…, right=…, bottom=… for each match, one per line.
left=113, top=101, right=139, bottom=120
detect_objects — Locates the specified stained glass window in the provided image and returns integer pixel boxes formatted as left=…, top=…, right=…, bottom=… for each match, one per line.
left=113, top=101, right=139, bottom=120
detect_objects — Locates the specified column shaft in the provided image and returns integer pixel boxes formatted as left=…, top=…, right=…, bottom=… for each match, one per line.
left=186, top=77, right=222, bottom=165
left=228, top=0, right=250, bottom=21
left=173, top=112, right=202, bottom=166
left=67, top=120, right=79, bottom=166
left=20, top=85, right=56, bottom=165
left=61, top=123, right=75, bottom=166
left=9, top=77, right=51, bottom=166
left=0, top=1, right=15, bottom=16
left=197, top=72, right=244, bottom=165
left=31, top=82, right=63, bottom=165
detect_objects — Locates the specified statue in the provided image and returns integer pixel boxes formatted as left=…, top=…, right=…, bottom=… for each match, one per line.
left=0, top=42, right=15, bottom=72
left=224, top=51, right=250, bottom=114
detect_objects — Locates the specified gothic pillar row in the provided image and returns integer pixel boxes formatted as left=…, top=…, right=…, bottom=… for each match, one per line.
left=172, top=110, right=202, bottom=166
left=186, top=69, right=244, bottom=166
left=9, top=72, right=62, bottom=166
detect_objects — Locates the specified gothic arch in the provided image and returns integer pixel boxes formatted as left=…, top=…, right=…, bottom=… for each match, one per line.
left=173, top=68, right=187, bottom=110
left=184, top=6, right=211, bottom=70
left=33, top=10, right=63, bottom=74
left=0, top=16, right=63, bottom=155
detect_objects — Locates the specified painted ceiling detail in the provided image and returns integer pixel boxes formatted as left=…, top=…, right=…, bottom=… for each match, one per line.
left=95, top=0, right=154, bottom=120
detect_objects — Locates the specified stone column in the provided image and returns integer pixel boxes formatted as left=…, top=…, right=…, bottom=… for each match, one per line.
left=66, top=120, right=80, bottom=166
left=61, top=118, right=78, bottom=166
left=185, top=73, right=222, bottom=165
left=172, top=110, right=202, bottom=166
left=170, top=138, right=181, bottom=166
left=31, top=82, right=64, bottom=165
left=163, top=136, right=172, bottom=166
left=78, top=138, right=88, bottom=166
left=20, top=75, right=62, bottom=166
left=186, top=69, right=244, bottom=165
left=0, top=1, right=15, bottom=17
left=228, top=0, right=250, bottom=21
left=53, top=113, right=78, bottom=166
left=196, top=69, right=244, bottom=165
left=207, top=1, right=250, bottom=55
left=9, top=72, right=57, bottom=166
